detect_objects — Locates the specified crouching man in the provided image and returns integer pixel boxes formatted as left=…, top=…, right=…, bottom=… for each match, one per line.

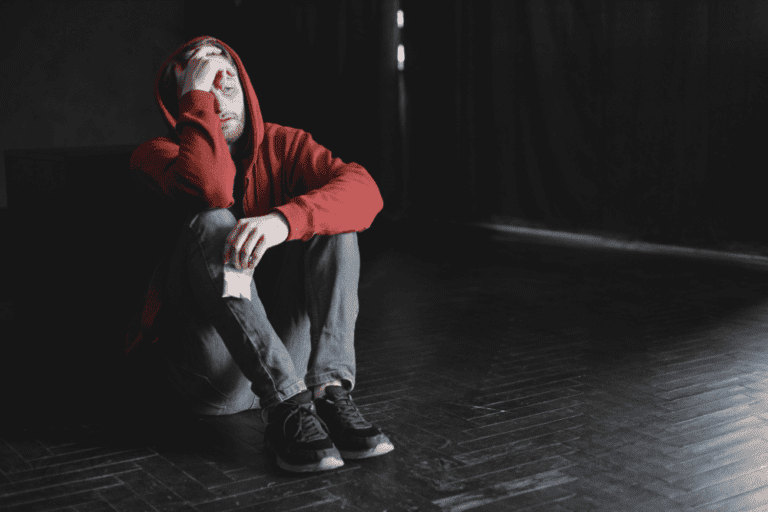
left=128, top=36, right=393, bottom=473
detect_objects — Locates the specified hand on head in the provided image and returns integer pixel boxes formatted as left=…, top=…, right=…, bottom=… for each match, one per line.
left=174, top=46, right=237, bottom=98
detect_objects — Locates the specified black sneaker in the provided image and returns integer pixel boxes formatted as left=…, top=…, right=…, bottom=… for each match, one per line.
left=263, top=390, right=344, bottom=473
left=314, top=386, right=395, bottom=459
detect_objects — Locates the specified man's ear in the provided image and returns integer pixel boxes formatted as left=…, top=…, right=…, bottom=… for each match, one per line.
left=172, top=62, right=185, bottom=99
left=173, top=62, right=183, bottom=80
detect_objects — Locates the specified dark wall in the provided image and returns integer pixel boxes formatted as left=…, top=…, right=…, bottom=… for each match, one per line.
left=0, top=0, right=186, bottom=209
left=185, top=0, right=768, bottom=253
left=402, top=0, right=768, bottom=253
left=5, top=0, right=768, bottom=254
left=183, top=0, right=406, bottom=219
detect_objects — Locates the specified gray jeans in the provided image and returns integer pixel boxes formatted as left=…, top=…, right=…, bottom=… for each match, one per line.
left=160, top=208, right=359, bottom=415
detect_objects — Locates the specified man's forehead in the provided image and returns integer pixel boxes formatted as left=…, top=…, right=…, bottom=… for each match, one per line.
left=183, top=44, right=218, bottom=58
left=183, top=45, right=236, bottom=69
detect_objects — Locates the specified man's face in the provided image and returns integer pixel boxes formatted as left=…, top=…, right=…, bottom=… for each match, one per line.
left=180, top=45, right=246, bottom=145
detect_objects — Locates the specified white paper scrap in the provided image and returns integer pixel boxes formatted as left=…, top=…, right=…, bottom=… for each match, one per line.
left=222, top=266, right=254, bottom=300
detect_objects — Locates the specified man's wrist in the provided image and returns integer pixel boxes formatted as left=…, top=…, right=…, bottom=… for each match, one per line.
left=271, top=211, right=290, bottom=240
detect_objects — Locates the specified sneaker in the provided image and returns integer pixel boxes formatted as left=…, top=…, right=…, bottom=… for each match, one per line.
left=314, top=386, right=395, bottom=459
left=262, top=390, right=344, bottom=473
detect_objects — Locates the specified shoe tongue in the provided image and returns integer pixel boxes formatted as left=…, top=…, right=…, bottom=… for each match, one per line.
left=267, top=390, right=313, bottom=423
left=291, top=390, right=313, bottom=405
left=324, top=385, right=347, bottom=401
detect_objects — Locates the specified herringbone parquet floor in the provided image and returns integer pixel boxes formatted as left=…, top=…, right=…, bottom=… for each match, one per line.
left=4, top=221, right=768, bottom=511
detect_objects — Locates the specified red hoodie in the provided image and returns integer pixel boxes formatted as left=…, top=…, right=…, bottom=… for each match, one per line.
left=126, top=36, right=383, bottom=354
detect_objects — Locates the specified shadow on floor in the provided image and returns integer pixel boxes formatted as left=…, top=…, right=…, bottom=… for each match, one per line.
left=4, top=219, right=768, bottom=510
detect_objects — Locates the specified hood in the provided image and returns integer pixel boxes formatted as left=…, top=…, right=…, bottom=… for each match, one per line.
left=154, top=36, right=264, bottom=170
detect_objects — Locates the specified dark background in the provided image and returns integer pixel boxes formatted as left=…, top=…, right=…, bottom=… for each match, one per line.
left=3, top=0, right=768, bottom=248
left=3, top=0, right=768, bottom=399
left=183, top=0, right=768, bottom=250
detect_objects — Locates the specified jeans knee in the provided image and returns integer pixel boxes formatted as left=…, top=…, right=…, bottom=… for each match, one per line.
left=190, top=208, right=237, bottom=230
left=304, top=233, right=359, bottom=273
left=314, top=232, right=359, bottom=260
left=185, top=208, right=237, bottom=250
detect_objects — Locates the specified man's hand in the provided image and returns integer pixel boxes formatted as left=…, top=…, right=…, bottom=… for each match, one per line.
left=223, top=213, right=290, bottom=270
left=174, top=46, right=234, bottom=97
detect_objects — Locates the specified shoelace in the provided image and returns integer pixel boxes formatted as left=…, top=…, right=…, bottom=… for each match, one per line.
left=331, top=398, right=371, bottom=429
left=280, top=404, right=329, bottom=443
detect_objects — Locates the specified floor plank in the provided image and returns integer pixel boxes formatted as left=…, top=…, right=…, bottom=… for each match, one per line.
left=5, top=220, right=768, bottom=510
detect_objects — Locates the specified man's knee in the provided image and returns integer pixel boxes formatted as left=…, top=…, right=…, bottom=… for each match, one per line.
left=309, top=232, right=359, bottom=259
left=187, top=208, right=237, bottom=244
left=190, top=208, right=237, bottom=230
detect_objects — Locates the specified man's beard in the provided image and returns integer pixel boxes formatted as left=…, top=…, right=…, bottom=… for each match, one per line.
left=223, top=116, right=245, bottom=143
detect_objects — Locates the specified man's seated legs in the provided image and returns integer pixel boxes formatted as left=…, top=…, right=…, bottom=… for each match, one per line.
left=162, top=208, right=342, bottom=472
left=163, top=208, right=306, bottom=410
left=162, top=208, right=392, bottom=469
left=265, top=232, right=393, bottom=459
left=257, top=232, right=358, bottom=394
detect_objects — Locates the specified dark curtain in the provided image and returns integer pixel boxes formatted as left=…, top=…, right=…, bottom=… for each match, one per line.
left=184, top=0, right=405, bottom=217
left=403, top=0, right=768, bottom=248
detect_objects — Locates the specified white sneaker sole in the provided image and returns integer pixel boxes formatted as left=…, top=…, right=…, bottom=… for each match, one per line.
left=276, top=454, right=344, bottom=473
left=265, top=443, right=344, bottom=473
left=339, top=441, right=395, bottom=459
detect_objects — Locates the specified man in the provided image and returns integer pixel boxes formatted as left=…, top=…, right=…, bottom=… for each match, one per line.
left=128, top=36, right=393, bottom=473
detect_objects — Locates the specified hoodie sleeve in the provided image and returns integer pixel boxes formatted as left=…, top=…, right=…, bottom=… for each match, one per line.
left=270, top=127, right=384, bottom=242
left=130, top=91, right=236, bottom=209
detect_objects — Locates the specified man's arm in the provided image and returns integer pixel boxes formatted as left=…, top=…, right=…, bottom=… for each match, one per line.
left=222, top=127, right=383, bottom=270
left=271, top=127, right=384, bottom=242
left=131, top=93, right=236, bottom=209
left=131, top=49, right=237, bottom=209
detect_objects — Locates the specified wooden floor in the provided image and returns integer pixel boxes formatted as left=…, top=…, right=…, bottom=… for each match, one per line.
left=4, top=221, right=768, bottom=511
